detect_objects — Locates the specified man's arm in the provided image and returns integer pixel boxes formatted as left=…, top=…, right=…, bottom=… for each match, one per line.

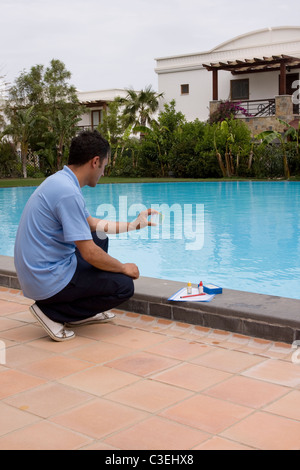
left=86, top=209, right=158, bottom=234
left=75, top=239, right=139, bottom=279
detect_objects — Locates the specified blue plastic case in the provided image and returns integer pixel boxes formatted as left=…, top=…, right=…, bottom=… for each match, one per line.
left=203, top=283, right=223, bottom=295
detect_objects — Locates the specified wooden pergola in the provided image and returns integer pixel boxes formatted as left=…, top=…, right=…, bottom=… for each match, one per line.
left=80, top=99, right=108, bottom=110
left=203, top=54, right=300, bottom=101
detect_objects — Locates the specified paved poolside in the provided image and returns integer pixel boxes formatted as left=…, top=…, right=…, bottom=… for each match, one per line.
left=1, top=254, right=300, bottom=344
left=0, top=287, right=300, bottom=450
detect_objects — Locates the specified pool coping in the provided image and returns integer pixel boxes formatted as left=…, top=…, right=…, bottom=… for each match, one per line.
left=0, top=254, right=299, bottom=344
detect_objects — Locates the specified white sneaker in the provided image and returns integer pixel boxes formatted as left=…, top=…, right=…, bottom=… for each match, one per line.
left=30, top=303, right=75, bottom=342
left=66, top=311, right=116, bottom=327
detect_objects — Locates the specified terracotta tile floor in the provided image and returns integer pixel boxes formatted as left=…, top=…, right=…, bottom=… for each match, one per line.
left=0, top=287, right=300, bottom=450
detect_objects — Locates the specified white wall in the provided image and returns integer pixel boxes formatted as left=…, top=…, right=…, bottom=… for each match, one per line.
left=77, top=88, right=129, bottom=128
left=158, top=69, right=210, bottom=121
left=155, top=26, right=300, bottom=122
left=158, top=69, right=238, bottom=122
left=77, top=89, right=128, bottom=103
left=158, top=66, right=300, bottom=123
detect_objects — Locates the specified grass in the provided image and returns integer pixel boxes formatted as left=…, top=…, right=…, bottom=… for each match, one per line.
left=0, top=178, right=46, bottom=188
left=0, top=175, right=299, bottom=188
left=0, top=176, right=245, bottom=188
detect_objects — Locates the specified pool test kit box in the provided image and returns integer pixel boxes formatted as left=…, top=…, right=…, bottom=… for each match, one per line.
left=203, top=283, right=223, bottom=295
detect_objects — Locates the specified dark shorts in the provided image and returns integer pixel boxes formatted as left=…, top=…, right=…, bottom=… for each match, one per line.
left=36, top=233, right=134, bottom=323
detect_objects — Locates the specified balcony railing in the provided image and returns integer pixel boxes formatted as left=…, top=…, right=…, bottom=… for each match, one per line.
left=77, top=125, right=94, bottom=132
left=233, top=99, right=276, bottom=118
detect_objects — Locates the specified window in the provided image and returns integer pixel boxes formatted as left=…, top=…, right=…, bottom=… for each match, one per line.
left=91, top=110, right=102, bottom=129
left=181, top=84, right=189, bottom=95
left=231, top=79, right=249, bottom=100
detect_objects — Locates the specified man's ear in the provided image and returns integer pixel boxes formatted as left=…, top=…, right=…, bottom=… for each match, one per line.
left=91, top=156, right=100, bottom=168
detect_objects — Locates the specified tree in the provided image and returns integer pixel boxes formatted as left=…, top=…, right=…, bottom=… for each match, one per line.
left=99, top=98, right=126, bottom=146
left=213, top=118, right=252, bottom=177
left=119, top=85, right=164, bottom=137
left=277, top=118, right=300, bottom=157
left=3, top=106, right=37, bottom=178
left=7, top=65, right=44, bottom=109
left=135, top=100, right=185, bottom=176
left=41, top=108, right=83, bottom=171
left=0, top=139, right=20, bottom=177
left=256, top=122, right=291, bottom=179
left=42, top=60, right=84, bottom=170
left=0, top=105, right=5, bottom=135
left=135, top=120, right=168, bottom=175
left=4, top=59, right=84, bottom=174
left=98, top=98, right=134, bottom=171
left=0, top=72, right=9, bottom=133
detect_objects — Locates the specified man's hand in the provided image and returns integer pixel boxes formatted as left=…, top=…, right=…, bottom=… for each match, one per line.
left=75, top=240, right=139, bottom=279
left=129, top=209, right=159, bottom=231
left=122, top=263, right=140, bottom=279
left=91, top=208, right=159, bottom=235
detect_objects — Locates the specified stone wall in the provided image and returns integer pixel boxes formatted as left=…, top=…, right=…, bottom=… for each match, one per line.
left=210, top=95, right=297, bottom=137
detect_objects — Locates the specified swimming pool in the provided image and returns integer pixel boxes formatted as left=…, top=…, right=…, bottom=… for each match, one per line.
left=0, top=181, right=299, bottom=300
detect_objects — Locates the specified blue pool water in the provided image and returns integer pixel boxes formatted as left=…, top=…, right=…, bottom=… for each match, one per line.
left=0, top=181, right=299, bottom=300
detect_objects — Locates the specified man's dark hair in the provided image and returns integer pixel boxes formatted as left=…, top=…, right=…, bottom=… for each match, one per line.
left=68, top=130, right=110, bottom=166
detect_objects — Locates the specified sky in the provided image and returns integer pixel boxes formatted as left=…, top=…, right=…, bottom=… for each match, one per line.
left=1, top=0, right=300, bottom=93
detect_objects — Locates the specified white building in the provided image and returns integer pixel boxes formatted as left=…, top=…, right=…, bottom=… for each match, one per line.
left=77, top=88, right=129, bottom=131
left=155, top=26, right=300, bottom=129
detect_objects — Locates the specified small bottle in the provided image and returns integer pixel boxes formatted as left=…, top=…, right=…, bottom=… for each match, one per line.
left=187, top=281, right=192, bottom=295
left=198, top=281, right=203, bottom=294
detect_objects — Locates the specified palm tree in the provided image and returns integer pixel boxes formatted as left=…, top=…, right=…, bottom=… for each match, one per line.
left=120, top=86, right=164, bottom=135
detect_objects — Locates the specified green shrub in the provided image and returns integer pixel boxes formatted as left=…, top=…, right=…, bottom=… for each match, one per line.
left=252, top=142, right=298, bottom=178
left=0, top=141, right=21, bottom=177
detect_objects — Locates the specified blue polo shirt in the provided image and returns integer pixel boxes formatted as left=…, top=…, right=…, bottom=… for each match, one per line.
left=14, top=166, right=92, bottom=300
